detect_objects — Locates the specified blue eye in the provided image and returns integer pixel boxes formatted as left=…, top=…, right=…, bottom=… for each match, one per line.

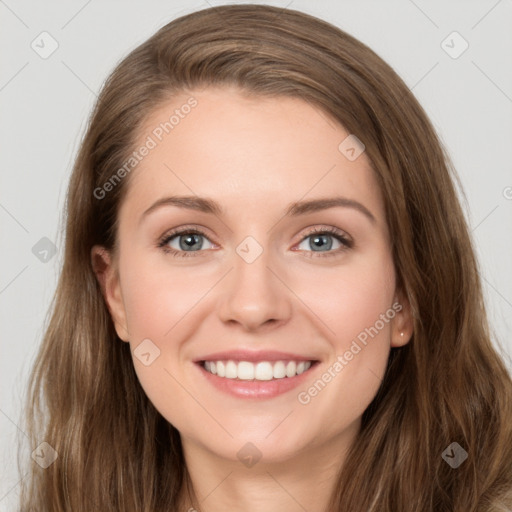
left=295, top=227, right=353, bottom=258
left=158, top=226, right=352, bottom=258
left=158, top=228, right=214, bottom=257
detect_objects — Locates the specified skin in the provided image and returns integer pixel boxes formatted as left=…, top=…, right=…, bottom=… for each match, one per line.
left=92, top=86, right=413, bottom=512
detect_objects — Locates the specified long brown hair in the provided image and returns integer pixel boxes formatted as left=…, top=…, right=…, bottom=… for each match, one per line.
left=18, top=4, right=512, bottom=510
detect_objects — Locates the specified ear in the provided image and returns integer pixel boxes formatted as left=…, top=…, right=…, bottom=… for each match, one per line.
left=91, top=245, right=130, bottom=342
left=390, top=287, right=414, bottom=348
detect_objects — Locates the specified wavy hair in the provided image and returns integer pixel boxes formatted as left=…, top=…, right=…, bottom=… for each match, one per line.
left=18, top=4, right=512, bottom=511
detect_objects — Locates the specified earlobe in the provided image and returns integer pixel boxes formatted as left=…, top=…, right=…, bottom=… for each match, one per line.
left=391, top=289, right=414, bottom=348
left=91, top=245, right=130, bottom=342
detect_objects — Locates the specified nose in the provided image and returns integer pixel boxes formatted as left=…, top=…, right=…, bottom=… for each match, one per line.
left=217, top=245, right=293, bottom=332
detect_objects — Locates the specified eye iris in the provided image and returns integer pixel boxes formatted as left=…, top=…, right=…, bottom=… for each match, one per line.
left=180, top=233, right=202, bottom=251
left=167, top=230, right=343, bottom=254
left=310, top=234, right=333, bottom=251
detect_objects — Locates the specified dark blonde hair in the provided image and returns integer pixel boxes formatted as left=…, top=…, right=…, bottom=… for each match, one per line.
left=19, top=4, right=512, bottom=511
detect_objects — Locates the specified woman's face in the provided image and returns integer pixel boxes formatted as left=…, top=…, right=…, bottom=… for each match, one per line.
left=94, top=86, right=411, bottom=465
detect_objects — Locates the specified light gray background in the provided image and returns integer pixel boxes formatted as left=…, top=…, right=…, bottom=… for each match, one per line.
left=1, top=1, right=511, bottom=509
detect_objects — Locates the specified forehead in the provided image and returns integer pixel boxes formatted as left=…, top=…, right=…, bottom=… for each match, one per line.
left=120, top=86, right=385, bottom=226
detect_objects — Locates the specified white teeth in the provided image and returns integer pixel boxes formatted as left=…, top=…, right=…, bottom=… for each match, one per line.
left=237, top=361, right=254, bottom=380
left=255, top=362, right=273, bottom=380
left=286, top=361, right=297, bottom=377
left=225, top=360, right=237, bottom=379
left=202, top=360, right=313, bottom=380
left=273, top=361, right=286, bottom=379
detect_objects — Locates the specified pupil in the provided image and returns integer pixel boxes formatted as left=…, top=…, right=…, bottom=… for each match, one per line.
left=181, top=234, right=201, bottom=251
left=177, top=234, right=334, bottom=252
left=312, top=235, right=332, bottom=251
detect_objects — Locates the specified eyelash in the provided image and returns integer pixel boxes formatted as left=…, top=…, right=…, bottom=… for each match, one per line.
left=157, top=225, right=353, bottom=259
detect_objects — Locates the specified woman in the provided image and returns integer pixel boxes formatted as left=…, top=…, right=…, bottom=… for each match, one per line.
left=19, top=4, right=512, bottom=511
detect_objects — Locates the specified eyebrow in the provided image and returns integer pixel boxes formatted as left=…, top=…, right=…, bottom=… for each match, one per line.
left=141, top=195, right=376, bottom=224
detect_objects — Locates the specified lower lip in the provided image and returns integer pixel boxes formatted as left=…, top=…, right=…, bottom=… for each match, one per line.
left=195, top=362, right=319, bottom=399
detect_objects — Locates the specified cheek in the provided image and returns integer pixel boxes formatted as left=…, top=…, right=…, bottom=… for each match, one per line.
left=118, top=254, right=204, bottom=432
left=120, top=252, right=211, bottom=340
left=293, top=248, right=396, bottom=349
left=123, top=270, right=169, bottom=339
left=296, top=253, right=396, bottom=421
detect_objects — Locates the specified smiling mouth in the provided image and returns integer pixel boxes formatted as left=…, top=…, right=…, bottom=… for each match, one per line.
left=198, top=359, right=319, bottom=381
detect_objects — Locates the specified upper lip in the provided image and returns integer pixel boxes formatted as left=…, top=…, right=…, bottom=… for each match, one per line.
left=194, top=350, right=319, bottom=363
